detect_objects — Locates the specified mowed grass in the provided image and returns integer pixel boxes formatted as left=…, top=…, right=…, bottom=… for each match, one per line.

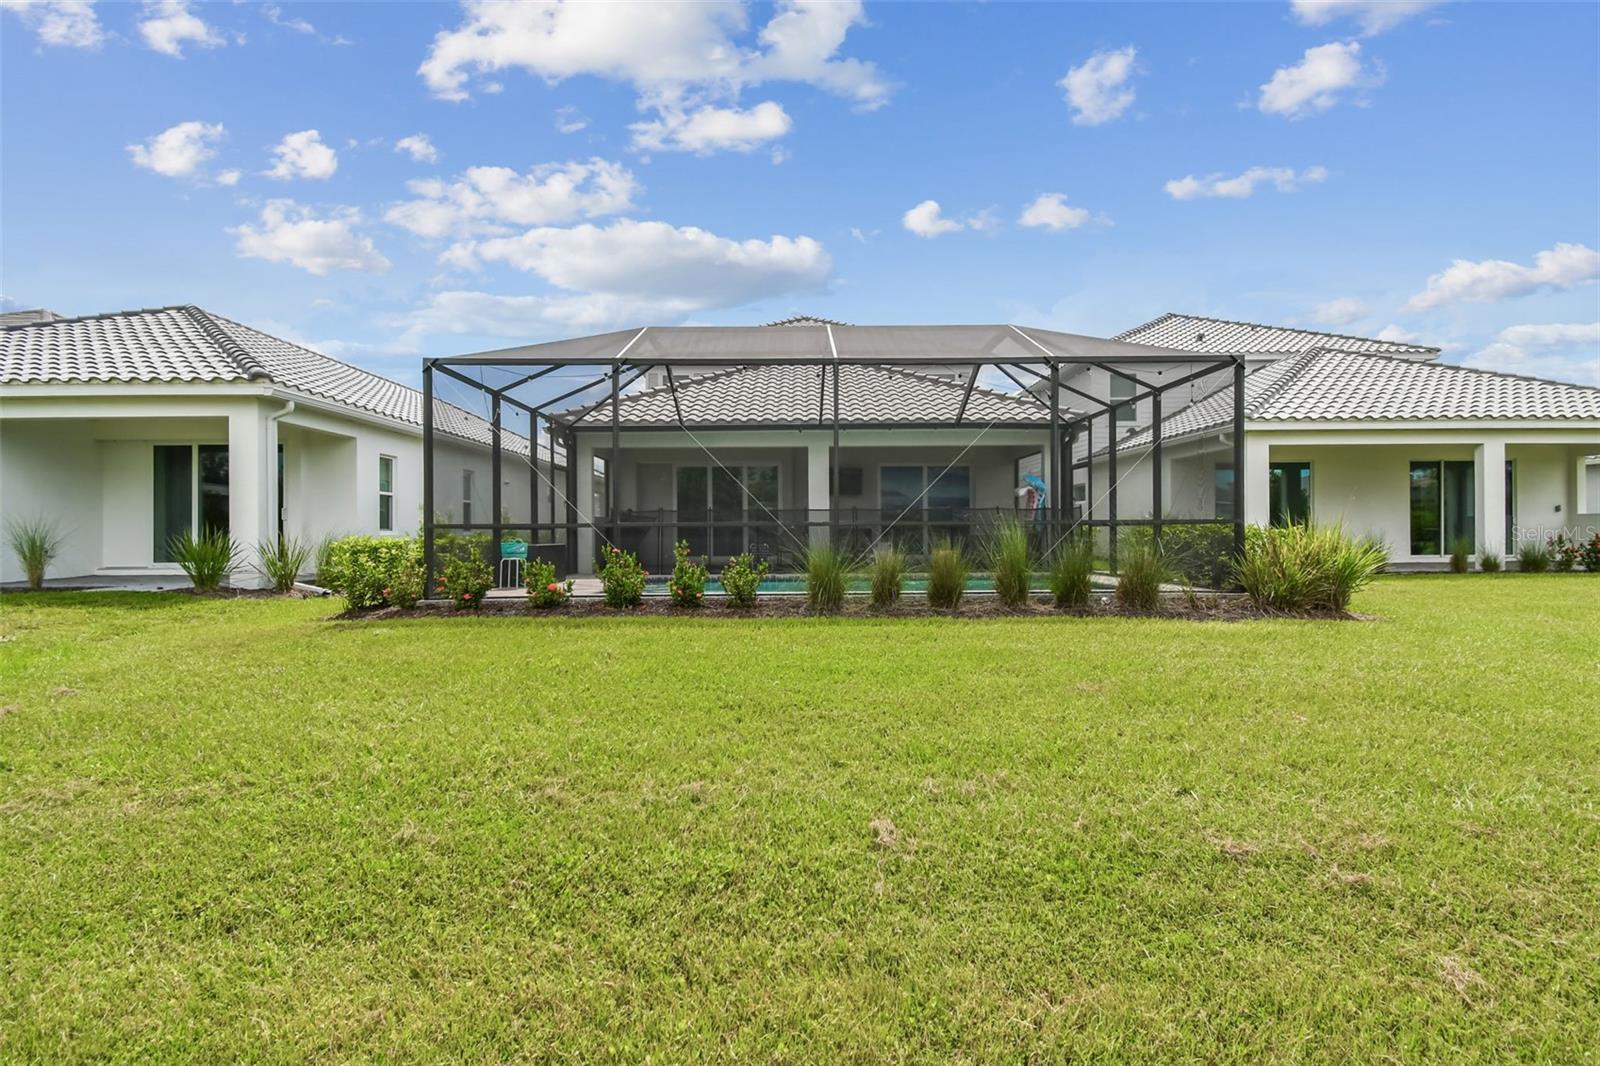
left=1, top=578, right=1596, bottom=1062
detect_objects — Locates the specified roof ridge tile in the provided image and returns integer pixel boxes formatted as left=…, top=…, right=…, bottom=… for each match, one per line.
left=181, top=305, right=273, bottom=382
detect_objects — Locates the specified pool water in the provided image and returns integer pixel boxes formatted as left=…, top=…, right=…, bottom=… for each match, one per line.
left=644, top=575, right=1052, bottom=596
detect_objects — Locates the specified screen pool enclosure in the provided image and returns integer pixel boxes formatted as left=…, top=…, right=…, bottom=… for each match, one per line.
left=420, top=323, right=1249, bottom=592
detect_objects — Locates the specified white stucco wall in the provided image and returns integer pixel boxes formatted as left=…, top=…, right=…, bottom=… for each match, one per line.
left=0, top=419, right=105, bottom=582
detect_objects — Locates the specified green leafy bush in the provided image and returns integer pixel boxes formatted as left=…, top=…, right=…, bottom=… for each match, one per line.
left=1579, top=533, right=1600, bottom=572
left=1516, top=542, right=1551, bottom=573
left=1449, top=537, right=1472, bottom=573
left=1548, top=533, right=1577, bottom=572
left=254, top=535, right=311, bottom=592
left=599, top=546, right=647, bottom=608
left=1479, top=550, right=1502, bottom=573
left=804, top=544, right=850, bottom=613
left=1234, top=524, right=1387, bottom=613
left=1114, top=541, right=1168, bottom=612
left=5, top=516, right=63, bottom=591
left=720, top=552, right=767, bottom=609
left=1047, top=536, right=1095, bottom=609
left=524, top=556, right=573, bottom=608
left=667, top=540, right=708, bottom=607
left=986, top=515, right=1032, bottom=607
left=322, top=536, right=419, bottom=610
left=869, top=545, right=905, bottom=609
left=170, top=527, right=240, bottom=592
left=926, top=538, right=967, bottom=609
left=436, top=532, right=493, bottom=609
left=1124, top=523, right=1235, bottom=590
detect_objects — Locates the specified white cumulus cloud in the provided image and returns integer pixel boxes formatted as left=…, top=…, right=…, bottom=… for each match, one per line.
left=1375, top=323, right=1425, bottom=345
left=1290, top=0, right=1440, bottom=36
left=385, top=158, right=639, bottom=240
left=1311, top=297, right=1368, bottom=326
left=1258, top=41, right=1381, bottom=118
left=126, top=120, right=226, bottom=179
left=446, top=218, right=831, bottom=310
left=265, top=129, right=338, bottom=180
left=1407, top=243, right=1600, bottom=310
left=1164, top=165, right=1328, bottom=200
left=1, top=0, right=105, bottom=48
left=902, top=199, right=995, bottom=238
left=1466, top=322, right=1600, bottom=385
left=1059, top=46, right=1138, bottom=126
left=232, top=200, right=391, bottom=275
left=1018, top=193, right=1092, bottom=232
left=395, top=133, right=438, bottom=163
left=630, top=101, right=792, bottom=154
left=138, top=0, right=224, bottom=57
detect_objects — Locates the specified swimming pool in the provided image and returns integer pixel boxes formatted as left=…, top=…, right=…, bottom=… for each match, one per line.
left=643, top=575, right=1053, bottom=596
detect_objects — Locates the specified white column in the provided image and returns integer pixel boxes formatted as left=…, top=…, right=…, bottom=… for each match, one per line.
left=1475, top=438, right=1506, bottom=557
left=576, top=436, right=596, bottom=573
left=228, top=400, right=271, bottom=588
left=806, top=432, right=831, bottom=547
left=1242, top=433, right=1271, bottom=528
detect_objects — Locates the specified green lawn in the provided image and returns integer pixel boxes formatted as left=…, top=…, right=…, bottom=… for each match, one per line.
left=1, top=577, right=1596, bottom=1062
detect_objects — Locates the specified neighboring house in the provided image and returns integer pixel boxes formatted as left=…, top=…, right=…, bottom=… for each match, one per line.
left=1089, top=316, right=1600, bottom=567
left=0, top=306, right=561, bottom=586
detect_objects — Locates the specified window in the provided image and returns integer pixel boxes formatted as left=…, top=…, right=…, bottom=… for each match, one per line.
left=1110, top=373, right=1136, bottom=424
left=1409, top=460, right=1476, bottom=555
left=462, top=469, right=474, bottom=525
left=675, top=464, right=780, bottom=558
left=1268, top=461, right=1311, bottom=526
left=1213, top=463, right=1236, bottom=520
left=152, top=444, right=228, bottom=562
left=378, top=455, right=395, bottom=532
left=880, top=464, right=971, bottom=553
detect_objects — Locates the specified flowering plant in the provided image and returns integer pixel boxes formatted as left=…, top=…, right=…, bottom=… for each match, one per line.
left=525, top=557, right=573, bottom=608
left=437, top=531, right=494, bottom=609
left=1548, top=532, right=1581, bottom=572
left=1579, top=532, right=1600, bottom=572
left=719, top=552, right=767, bottom=608
left=598, top=545, right=647, bottom=608
left=668, top=540, right=708, bottom=607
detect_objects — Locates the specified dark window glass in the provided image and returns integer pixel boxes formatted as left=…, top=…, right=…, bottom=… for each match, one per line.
left=1504, top=460, right=1515, bottom=549
left=1410, top=461, right=1441, bottom=555
left=1443, top=460, right=1474, bottom=554
left=1268, top=462, right=1311, bottom=526
left=1214, top=464, right=1236, bottom=520
left=198, top=445, right=229, bottom=536
left=711, top=467, right=744, bottom=557
left=1110, top=373, right=1136, bottom=424
left=675, top=466, right=709, bottom=557
left=153, top=445, right=192, bottom=563
left=744, top=465, right=781, bottom=559
left=378, top=455, right=394, bottom=531
left=462, top=469, right=473, bottom=525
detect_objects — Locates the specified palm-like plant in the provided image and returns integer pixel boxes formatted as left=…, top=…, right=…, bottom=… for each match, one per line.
left=6, top=517, right=64, bottom=591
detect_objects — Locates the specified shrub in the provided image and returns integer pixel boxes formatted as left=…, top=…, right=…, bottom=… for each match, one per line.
left=322, top=536, right=419, bottom=610
left=1114, top=541, right=1168, bottom=612
left=1516, top=542, right=1551, bottom=573
left=1548, top=532, right=1578, bottom=572
left=1579, top=533, right=1600, bottom=573
left=720, top=553, right=767, bottom=608
left=170, top=527, right=241, bottom=592
left=1449, top=537, right=1472, bottom=573
left=255, top=535, right=311, bottom=592
left=1047, top=536, right=1095, bottom=609
left=1124, top=523, right=1235, bottom=590
left=524, top=557, right=573, bottom=608
left=599, top=545, right=647, bottom=608
left=987, top=515, right=1032, bottom=607
left=1479, top=550, right=1502, bottom=573
left=436, top=532, right=493, bottom=609
left=869, top=545, right=905, bottom=609
left=804, top=544, right=850, bottom=613
left=1234, top=524, right=1387, bottom=613
left=5, top=516, right=63, bottom=591
left=927, top=538, right=968, bottom=609
left=667, top=540, right=708, bottom=607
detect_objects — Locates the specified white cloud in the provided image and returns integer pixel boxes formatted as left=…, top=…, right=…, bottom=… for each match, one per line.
left=126, top=120, right=226, bottom=179
left=265, top=129, right=338, bottom=180
left=391, top=289, right=679, bottom=343
left=231, top=200, right=391, bottom=275
left=263, top=3, right=314, bottom=34
left=630, top=100, right=792, bottom=154
left=555, top=106, right=588, bottom=134
left=138, top=0, right=224, bottom=57
left=395, top=133, right=438, bottom=163
left=385, top=158, right=639, bottom=240
left=1, top=0, right=105, bottom=48
left=1290, top=1, right=1440, bottom=36
left=1311, top=296, right=1367, bottom=326
left=1407, top=243, right=1600, bottom=310
left=901, top=199, right=995, bottom=238
left=1164, top=165, right=1328, bottom=200
left=1258, top=41, right=1381, bottom=118
left=1466, top=322, right=1600, bottom=385
left=1375, top=323, right=1424, bottom=345
left=447, top=218, right=831, bottom=309
left=1059, top=45, right=1138, bottom=126
left=216, top=169, right=241, bottom=186
left=1018, top=193, right=1093, bottom=232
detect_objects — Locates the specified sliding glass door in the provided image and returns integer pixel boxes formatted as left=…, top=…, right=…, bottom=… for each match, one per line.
left=1409, top=460, right=1474, bottom=555
left=153, top=444, right=228, bottom=562
left=675, top=464, right=780, bottom=559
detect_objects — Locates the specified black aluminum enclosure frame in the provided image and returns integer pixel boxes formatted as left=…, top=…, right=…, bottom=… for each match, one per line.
left=421, top=330, right=1248, bottom=592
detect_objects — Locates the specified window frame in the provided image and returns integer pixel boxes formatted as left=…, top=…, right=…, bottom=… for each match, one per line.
left=462, top=468, right=474, bottom=526
left=152, top=442, right=228, bottom=563
left=671, top=461, right=784, bottom=558
left=378, top=454, right=396, bottom=532
left=1267, top=461, right=1312, bottom=527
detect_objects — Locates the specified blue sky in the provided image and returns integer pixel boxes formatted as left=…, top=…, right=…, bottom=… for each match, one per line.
left=4, top=0, right=1598, bottom=386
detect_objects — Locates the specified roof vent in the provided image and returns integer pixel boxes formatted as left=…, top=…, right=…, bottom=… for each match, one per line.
left=1195, top=331, right=1205, bottom=343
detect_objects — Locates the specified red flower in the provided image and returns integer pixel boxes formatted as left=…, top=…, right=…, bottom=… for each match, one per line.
left=547, top=582, right=559, bottom=592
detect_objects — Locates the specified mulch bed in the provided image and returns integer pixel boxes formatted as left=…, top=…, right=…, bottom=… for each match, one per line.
left=344, top=595, right=1362, bottom=623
